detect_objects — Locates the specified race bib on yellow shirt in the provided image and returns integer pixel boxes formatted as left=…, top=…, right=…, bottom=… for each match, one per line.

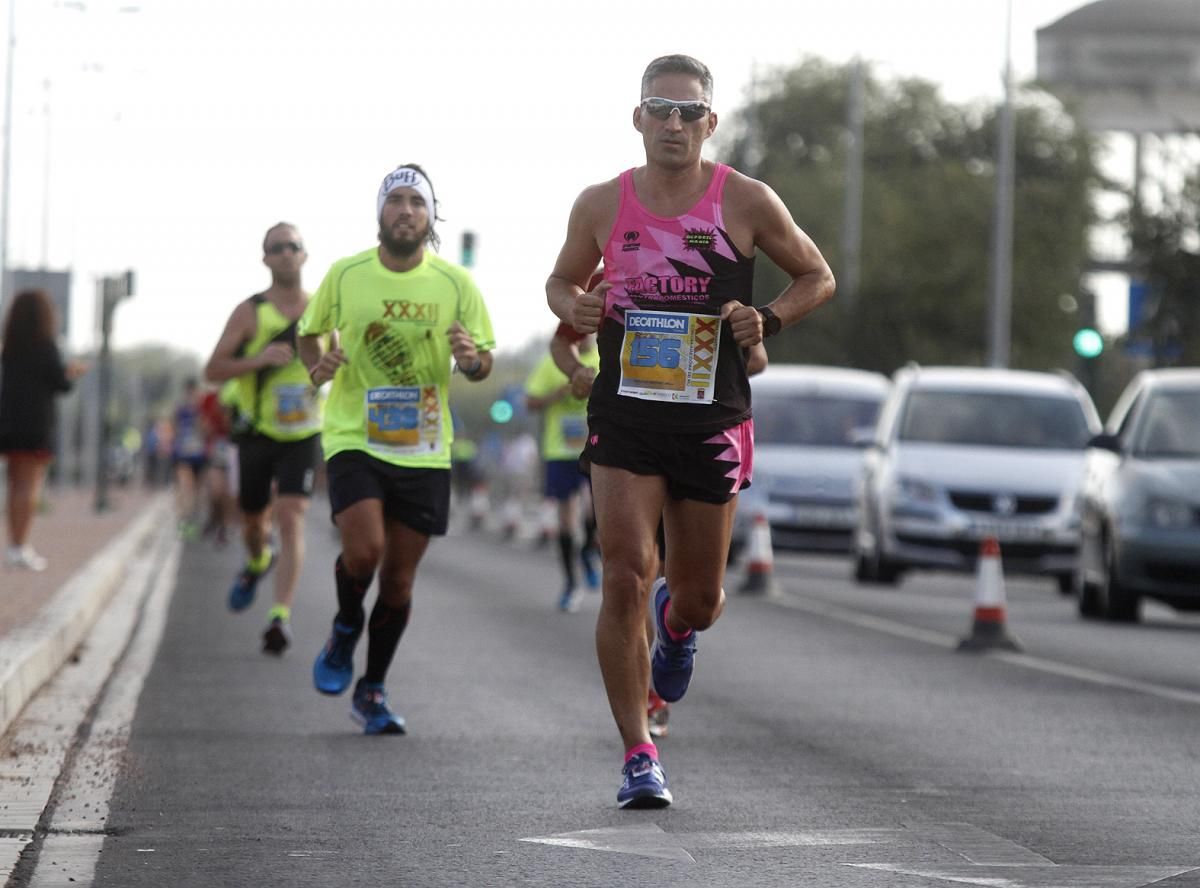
left=618, top=310, right=721, bottom=404
left=273, top=384, right=321, bottom=435
left=365, top=386, right=441, bottom=455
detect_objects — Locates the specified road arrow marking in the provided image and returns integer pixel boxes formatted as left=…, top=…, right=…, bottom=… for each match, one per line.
left=521, top=824, right=695, bottom=862
left=521, top=821, right=1197, bottom=885
left=848, top=863, right=1198, bottom=887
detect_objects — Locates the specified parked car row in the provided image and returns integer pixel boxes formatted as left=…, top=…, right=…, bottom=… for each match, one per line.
left=736, top=363, right=1200, bottom=625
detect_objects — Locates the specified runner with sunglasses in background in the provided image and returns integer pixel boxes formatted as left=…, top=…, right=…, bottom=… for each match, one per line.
left=547, top=54, right=835, bottom=808
left=205, top=223, right=322, bottom=655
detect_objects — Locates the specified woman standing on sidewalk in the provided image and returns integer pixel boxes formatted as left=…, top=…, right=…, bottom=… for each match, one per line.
left=0, top=289, right=86, bottom=570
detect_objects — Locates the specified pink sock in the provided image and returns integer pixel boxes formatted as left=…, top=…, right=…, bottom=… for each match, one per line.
left=663, top=601, right=694, bottom=643
left=625, top=742, right=658, bottom=763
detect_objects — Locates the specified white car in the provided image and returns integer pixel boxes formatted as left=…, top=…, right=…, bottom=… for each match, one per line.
left=1076, top=368, right=1200, bottom=621
left=853, top=366, right=1101, bottom=589
left=730, top=365, right=889, bottom=561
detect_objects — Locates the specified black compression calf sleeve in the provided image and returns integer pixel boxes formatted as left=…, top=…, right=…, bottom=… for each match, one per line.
left=334, top=555, right=373, bottom=632
left=364, top=600, right=412, bottom=684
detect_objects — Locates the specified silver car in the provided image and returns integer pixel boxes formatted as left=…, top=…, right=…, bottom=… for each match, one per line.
left=730, top=364, right=889, bottom=561
left=1076, top=368, right=1200, bottom=622
left=854, top=366, right=1101, bottom=588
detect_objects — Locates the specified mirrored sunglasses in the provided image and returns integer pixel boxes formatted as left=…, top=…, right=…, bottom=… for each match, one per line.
left=265, top=241, right=304, bottom=255
left=640, top=97, right=710, bottom=122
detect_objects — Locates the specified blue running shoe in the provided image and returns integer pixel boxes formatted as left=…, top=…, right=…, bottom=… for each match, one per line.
left=618, top=753, right=672, bottom=808
left=351, top=680, right=406, bottom=735
left=581, top=547, right=600, bottom=591
left=228, top=548, right=275, bottom=612
left=558, top=584, right=582, bottom=613
left=650, top=577, right=697, bottom=703
left=312, top=621, right=361, bottom=695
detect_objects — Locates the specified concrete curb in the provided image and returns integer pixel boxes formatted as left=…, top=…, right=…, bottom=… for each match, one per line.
left=0, top=493, right=173, bottom=738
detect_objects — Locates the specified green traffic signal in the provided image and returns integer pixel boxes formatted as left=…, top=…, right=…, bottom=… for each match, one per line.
left=1073, top=327, right=1103, bottom=359
left=489, top=399, right=513, bottom=423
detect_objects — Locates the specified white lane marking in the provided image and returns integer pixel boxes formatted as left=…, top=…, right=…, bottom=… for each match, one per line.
left=522, top=824, right=695, bottom=862
left=848, top=863, right=1198, bottom=887
left=25, top=536, right=180, bottom=888
left=774, top=594, right=1200, bottom=706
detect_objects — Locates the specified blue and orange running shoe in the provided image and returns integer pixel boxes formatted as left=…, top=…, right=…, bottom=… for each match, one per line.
left=617, top=753, right=672, bottom=809
left=351, top=680, right=406, bottom=735
left=228, top=548, right=275, bottom=612
left=650, top=578, right=697, bottom=703
left=312, top=621, right=361, bottom=695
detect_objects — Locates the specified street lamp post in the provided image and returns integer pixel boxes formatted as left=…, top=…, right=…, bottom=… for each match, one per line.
left=0, top=0, right=16, bottom=310
left=987, top=0, right=1016, bottom=369
left=94, top=269, right=133, bottom=512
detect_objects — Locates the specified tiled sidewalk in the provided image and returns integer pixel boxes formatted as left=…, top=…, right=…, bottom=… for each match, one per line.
left=1, top=484, right=163, bottom=638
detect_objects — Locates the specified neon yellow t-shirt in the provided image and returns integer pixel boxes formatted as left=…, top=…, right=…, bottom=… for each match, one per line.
left=297, top=247, right=496, bottom=469
left=524, top=350, right=599, bottom=461
left=231, top=297, right=322, bottom=442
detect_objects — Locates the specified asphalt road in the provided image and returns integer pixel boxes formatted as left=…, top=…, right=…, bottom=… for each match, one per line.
left=13, top=519, right=1200, bottom=887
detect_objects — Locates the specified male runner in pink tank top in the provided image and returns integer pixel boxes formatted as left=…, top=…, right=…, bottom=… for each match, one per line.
left=546, top=54, right=835, bottom=809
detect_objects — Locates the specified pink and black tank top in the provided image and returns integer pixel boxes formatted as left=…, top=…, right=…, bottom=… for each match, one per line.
left=589, top=163, right=756, bottom=433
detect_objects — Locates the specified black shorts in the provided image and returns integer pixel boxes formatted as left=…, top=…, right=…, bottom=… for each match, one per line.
left=326, top=450, right=450, bottom=537
left=237, top=433, right=319, bottom=513
left=580, top=415, right=754, bottom=505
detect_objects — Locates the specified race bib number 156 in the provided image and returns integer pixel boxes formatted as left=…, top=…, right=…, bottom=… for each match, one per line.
left=618, top=310, right=720, bottom=404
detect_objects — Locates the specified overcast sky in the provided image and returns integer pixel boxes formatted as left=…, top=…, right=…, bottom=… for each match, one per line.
left=2, top=0, right=1108, bottom=358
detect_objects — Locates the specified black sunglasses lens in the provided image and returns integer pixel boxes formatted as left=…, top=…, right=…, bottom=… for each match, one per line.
left=679, top=104, right=707, bottom=122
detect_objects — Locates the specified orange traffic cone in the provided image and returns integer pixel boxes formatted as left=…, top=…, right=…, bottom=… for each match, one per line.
left=957, top=536, right=1023, bottom=652
left=738, top=511, right=778, bottom=596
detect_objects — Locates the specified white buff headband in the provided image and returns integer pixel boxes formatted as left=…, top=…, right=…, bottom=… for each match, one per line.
left=377, top=166, right=436, bottom=222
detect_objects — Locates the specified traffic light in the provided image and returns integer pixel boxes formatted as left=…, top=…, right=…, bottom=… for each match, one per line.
left=489, top=399, right=513, bottom=423
left=1072, top=327, right=1104, bottom=359
left=1072, top=288, right=1103, bottom=359
left=461, top=230, right=476, bottom=268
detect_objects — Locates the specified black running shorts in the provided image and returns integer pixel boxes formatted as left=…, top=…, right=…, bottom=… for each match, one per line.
left=580, top=415, right=754, bottom=505
left=236, top=433, right=320, bottom=514
left=326, top=449, right=451, bottom=537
